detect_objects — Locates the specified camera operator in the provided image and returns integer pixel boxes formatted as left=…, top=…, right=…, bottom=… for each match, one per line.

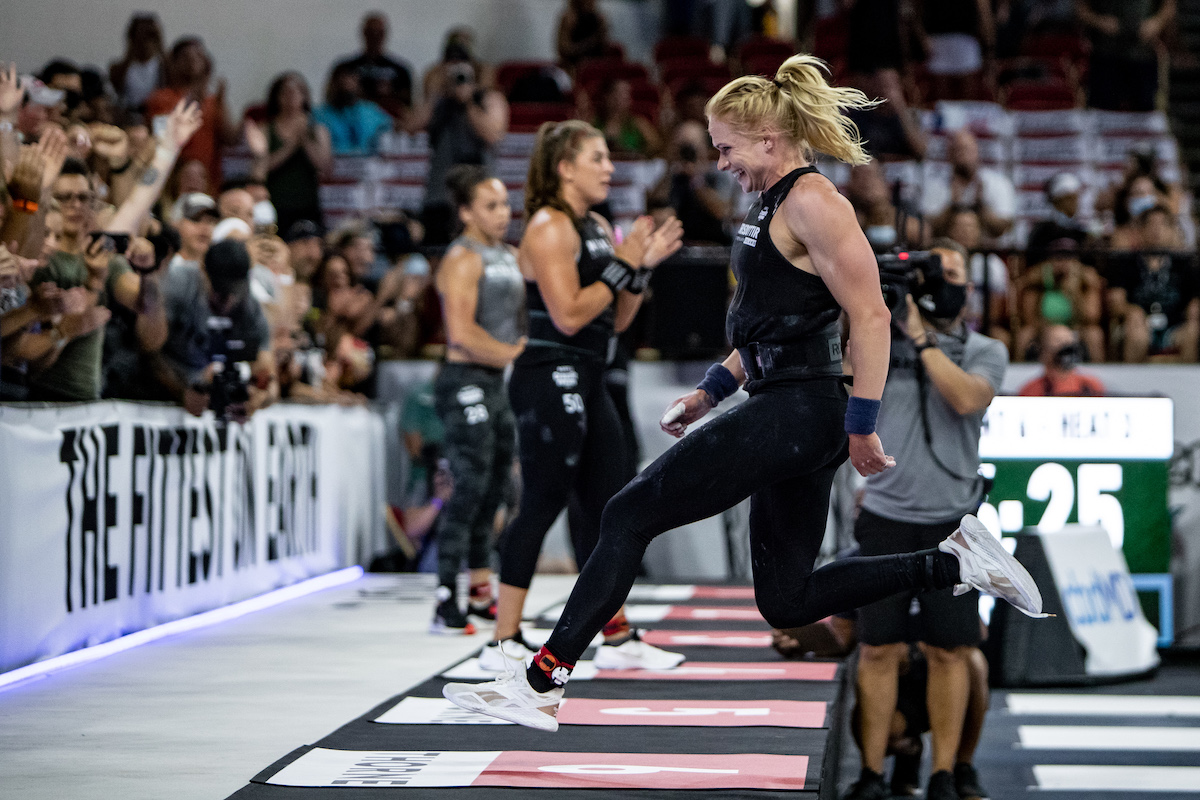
left=647, top=121, right=735, bottom=244
left=152, top=239, right=276, bottom=420
left=412, top=60, right=509, bottom=246
left=846, top=238, right=1007, bottom=800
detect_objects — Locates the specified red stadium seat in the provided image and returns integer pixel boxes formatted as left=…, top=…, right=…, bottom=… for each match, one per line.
left=507, top=102, right=577, bottom=131
left=658, top=56, right=729, bottom=87
left=738, top=34, right=796, bottom=64
left=1003, top=80, right=1080, bottom=111
left=742, top=52, right=789, bottom=78
left=667, top=74, right=730, bottom=102
left=655, top=35, right=710, bottom=64
left=576, top=58, right=649, bottom=88
left=812, top=13, right=849, bottom=64
left=495, top=60, right=561, bottom=97
left=1022, top=33, right=1090, bottom=63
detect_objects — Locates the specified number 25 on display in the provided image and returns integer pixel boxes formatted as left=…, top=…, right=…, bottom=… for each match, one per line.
left=981, top=463, right=1124, bottom=548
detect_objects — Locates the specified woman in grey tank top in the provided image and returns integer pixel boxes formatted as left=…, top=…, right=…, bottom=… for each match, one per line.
left=428, top=165, right=526, bottom=635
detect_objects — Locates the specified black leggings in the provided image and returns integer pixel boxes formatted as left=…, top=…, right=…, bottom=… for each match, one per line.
left=499, top=353, right=627, bottom=590
left=433, top=364, right=516, bottom=590
left=544, top=377, right=954, bottom=664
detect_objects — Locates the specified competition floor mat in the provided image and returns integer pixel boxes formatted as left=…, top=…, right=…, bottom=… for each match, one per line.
left=226, top=584, right=850, bottom=799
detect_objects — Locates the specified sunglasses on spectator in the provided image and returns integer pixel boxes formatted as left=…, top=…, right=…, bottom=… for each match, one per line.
left=53, top=192, right=94, bottom=205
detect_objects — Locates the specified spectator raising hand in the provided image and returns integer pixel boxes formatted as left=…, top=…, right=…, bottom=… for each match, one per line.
left=107, top=98, right=202, bottom=234
left=0, top=63, right=24, bottom=182
left=0, top=126, right=68, bottom=259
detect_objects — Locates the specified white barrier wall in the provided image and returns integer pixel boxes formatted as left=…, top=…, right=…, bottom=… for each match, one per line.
left=0, top=402, right=386, bottom=674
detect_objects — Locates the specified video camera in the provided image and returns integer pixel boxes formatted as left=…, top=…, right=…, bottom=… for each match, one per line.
left=878, top=249, right=944, bottom=324
left=206, top=315, right=252, bottom=423
left=875, top=180, right=946, bottom=324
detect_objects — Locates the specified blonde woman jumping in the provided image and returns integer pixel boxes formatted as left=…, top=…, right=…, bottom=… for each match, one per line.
left=445, top=55, right=1045, bottom=731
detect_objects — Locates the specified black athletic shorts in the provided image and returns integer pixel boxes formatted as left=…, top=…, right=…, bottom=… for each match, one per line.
left=854, top=508, right=982, bottom=649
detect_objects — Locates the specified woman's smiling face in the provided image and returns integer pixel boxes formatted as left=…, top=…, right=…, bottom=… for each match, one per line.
left=708, top=116, right=773, bottom=193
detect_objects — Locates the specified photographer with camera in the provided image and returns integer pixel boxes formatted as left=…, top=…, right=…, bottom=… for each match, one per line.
left=647, top=121, right=736, bottom=245
left=412, top=57, right=509, bottom=246
left=153, top=239, right=276, bottom=421
left=847, top=238, right=1007, bottom=800
left=1017, top=324, right=1106, bottom=397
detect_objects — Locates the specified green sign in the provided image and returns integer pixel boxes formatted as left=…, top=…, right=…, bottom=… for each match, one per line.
left=977, top=396, right=1172, bottom=574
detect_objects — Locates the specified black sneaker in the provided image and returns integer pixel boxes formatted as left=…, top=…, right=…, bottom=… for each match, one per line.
left=468, top=599, right=497, bottom=621
left=926, top=769, right=958, bottom=800
left=842, top=769, right=889, bottom=800
left=954, top=762, right=989, bottom=800
left=890, top=747, right=922, bottom=796
left=431, top=587, right=476, bottom=635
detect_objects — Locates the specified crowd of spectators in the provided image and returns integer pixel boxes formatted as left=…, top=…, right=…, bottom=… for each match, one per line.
left=1, top=0, right=1199, bottom=440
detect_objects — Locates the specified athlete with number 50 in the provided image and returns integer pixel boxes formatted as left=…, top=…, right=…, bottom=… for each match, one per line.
left=471, top=120, right=686, bottom=674
left=446, top=56, right=1046, bottom=731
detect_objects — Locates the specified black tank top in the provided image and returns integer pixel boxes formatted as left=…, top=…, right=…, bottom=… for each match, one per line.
left=523, top=212, right=616, bottom=361
left=727, top=166, right=843, bottom=349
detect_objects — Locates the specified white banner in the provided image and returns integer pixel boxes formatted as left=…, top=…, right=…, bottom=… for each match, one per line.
left=979, top=397, right=1174, bottom=460
left=1037, top=526, right=1161, bottom=677
left=0, top=402, right=386, bottom=674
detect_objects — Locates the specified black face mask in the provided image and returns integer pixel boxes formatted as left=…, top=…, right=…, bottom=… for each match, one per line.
left=917, top=279, right=968, bottom=321
left=1053, top=342, right=1083, bottom=371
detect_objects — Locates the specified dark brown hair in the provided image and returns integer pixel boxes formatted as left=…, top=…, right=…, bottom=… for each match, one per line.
left=523, top=119, right=603, bottom=220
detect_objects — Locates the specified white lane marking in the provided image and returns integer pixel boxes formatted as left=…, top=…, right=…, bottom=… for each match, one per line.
left=1008, top=694, right=1200, bottom=718
left=621, top=605, right=673, bottom=623
left=1032, top=765, right=1200, bottom=792
left=627, top=585, right=695, bottom=602
left=1019, top=725, right=1200, bottom=751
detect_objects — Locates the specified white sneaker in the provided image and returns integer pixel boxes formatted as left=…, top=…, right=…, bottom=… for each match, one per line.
left=594, top=630, right=686, bottom=670
left=443, top=645, right=563, bottom=732
left=939, top=514, right=1050, bottom=618
left=478, top=636, right=535, bottom=672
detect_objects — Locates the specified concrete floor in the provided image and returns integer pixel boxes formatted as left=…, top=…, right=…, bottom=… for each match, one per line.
left=0, top=572, right=577, bottom=800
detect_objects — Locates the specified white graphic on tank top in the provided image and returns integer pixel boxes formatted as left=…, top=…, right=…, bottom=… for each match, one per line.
left=584, top=237, right=614, bottom=258
left=737, top=222, right=760, bottom=248
left=552, top=366, right=579, bottom=388
left=456, top=385, right=485, bottom=406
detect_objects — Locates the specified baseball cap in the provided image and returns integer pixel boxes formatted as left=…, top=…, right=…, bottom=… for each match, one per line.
left=211, top=217, right=253, bottom=243
left=283, top=218, right=324, bottom=243
left=174, top=193, right=219, bottom=223
left=1046, top=172, right=1082, bottom=200
left=1047, top=236, right=1079, bottom=255
left=205, top=239, right=252, bottom=296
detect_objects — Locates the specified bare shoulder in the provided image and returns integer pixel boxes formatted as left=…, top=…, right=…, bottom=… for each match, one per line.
left=524, top=207, right=579, bottom=245
left=436, top=244, right=484, bottom=294
left=520, top=207, right=581, bottom=269
left=782, top=172, right=858, bottom=238
left=441, top=242, right=485, bottom=277
left=588, top=210, right=615, bottom=240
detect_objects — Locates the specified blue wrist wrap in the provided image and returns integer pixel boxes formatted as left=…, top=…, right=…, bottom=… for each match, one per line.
left=697, top=364, right=739, bottom=406
left=844, top=396, right=881, bottom=435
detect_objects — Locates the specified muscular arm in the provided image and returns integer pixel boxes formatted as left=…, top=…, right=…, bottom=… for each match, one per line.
left=786, top=180, right=891, bottom=401
left=919, top=347, right=996, bottom=415
left=521, top=209, right=615, bottom=336
left=437, top=245, right=525, bottom=368
left=111, top=270, right=168, bottom=352
left=105, top=143, right=182, bottom=234
left=905, top=299, right=996, bottom=415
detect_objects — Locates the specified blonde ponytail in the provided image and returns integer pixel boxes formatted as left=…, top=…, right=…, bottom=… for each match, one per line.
left=705, top=54, right=879, bottom=165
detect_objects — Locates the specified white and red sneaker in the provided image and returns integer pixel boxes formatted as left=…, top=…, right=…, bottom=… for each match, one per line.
left=443, top=644, right=563, bottom=731
left=939, top=514, right=1049, bottom=618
